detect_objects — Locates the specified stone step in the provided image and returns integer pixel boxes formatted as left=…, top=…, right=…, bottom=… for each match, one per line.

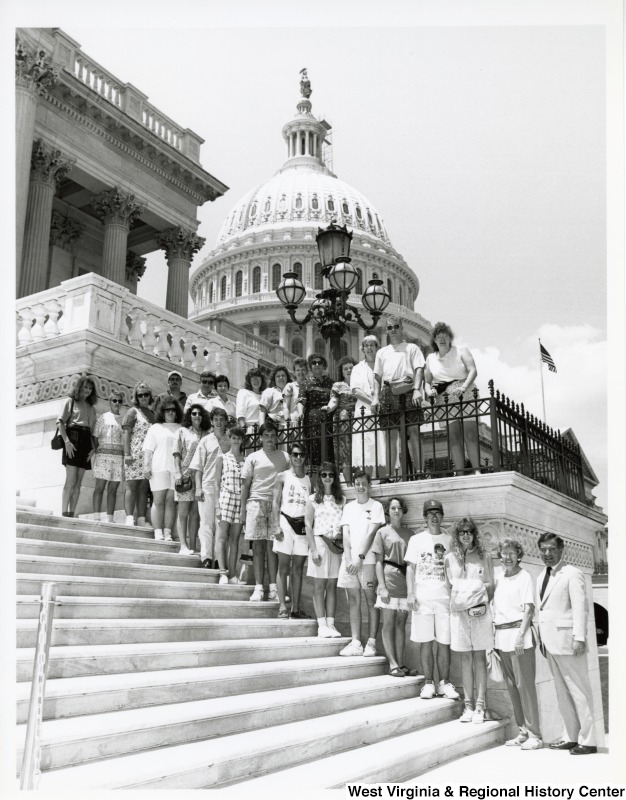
left=221, top=717, right=508, bottom=791
left=16, top=615, right=313, bottom=649
left=16, top=522, right=181, bottom=554
left=16, top=655, right=386, bottom=722
left=17, top=555, right=222, bottom=584
left=35, top=696, right=464, bottom=790
left=16, top=636, right=350, bottom=681
left=16, top=509, right=155, bottom=539
left=17, top=572, right=252, bottom=601
left=16, top=497, right=37, bottom=507
left=17, top=538, right=202, bottom=568
left=16, top=673, right=421, bottom=771
left=16, top=595, right=281, bottom=620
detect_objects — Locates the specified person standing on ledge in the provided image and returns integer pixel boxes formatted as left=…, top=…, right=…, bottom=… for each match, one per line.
left=184, top=370, right=217, bottom=414
left=537, top=532, right=597, bottom=756
left=165, top=370, right=188, bottom=410
left=371, top=315, right=424, bottom=478
left=405, top=498, right=460, bottom=701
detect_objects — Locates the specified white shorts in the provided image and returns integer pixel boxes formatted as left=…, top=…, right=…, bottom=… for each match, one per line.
left=273, top=518, right=309, bottom=557
left=337, top=561, right=377, bottom=592
left=375, top=595, right=410, bottom=612
left=150, top=471, right=175, bottom=492
left=307, top=536, right=342, bottom=580
left=410, top=611, right=451, bottom=645
left=450, top=607, right=494, bottom=652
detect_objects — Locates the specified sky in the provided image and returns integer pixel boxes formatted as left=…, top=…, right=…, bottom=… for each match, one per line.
left=2, top=0, right=625, bottom=790
left=22, top=8, right=613, bottom=510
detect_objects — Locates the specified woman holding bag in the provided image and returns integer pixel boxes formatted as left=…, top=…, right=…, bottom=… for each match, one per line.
left=444, top=517, right=494, bottom=724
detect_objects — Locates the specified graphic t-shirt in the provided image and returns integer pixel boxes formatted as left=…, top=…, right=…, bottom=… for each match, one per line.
left=404, top=529, right=452, bottom=612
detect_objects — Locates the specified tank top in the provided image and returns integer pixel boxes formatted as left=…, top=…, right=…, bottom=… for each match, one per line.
left=426, top=346, right=471, bottom=384
left=280, top=470, right=311, bottom=518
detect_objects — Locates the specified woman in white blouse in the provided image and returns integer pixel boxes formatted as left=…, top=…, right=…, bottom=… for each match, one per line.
left=350, top=335, right=384, bottom=478
left=236, top=367, right=266, bottom=433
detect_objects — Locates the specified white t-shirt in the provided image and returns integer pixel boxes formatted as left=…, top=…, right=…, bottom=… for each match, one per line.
left=492, top=567, right=535, bottom=651
left=189, top=432, right=222, bottom=491
left=341, top=498, right=386, bottom=564
left=142, top=423, right=180, bottom=473
left=404, top=529, right=452, bottom=611
left=373, top=342, right=425, bottom=384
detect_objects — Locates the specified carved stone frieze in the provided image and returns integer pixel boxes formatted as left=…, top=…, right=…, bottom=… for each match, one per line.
left=126, top=251, right=147, bottom=283
left=17, top=374, right=134, bottom=408
left=15, top=37, right=59, bottom=95
left=30, top=140, right=75, bottom=188
left=92, top=188, right=145, bottom=227
left=49, top=210, right=84, bottom=251
left=157, top=226, right=205, bottom=263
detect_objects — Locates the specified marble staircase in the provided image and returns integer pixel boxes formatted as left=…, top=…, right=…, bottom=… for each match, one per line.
left=16, top=508, right=507, bottom=790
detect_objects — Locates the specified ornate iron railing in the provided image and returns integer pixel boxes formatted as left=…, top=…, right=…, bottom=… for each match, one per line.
left=243, top=379, right=586, bottom=503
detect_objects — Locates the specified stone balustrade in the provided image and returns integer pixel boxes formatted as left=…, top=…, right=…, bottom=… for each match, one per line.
left=16, top=274, right=272, bottom=388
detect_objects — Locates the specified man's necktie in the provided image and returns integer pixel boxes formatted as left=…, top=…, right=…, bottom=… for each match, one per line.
left=540, top=566, right=552, bottom=600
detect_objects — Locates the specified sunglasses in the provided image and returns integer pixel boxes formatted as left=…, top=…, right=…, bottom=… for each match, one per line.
left=291, top=452, right=304, bottom=458
left=460, top=530, right=474, bottom=536
left=310, top=360, right=324, bottom=366
left=110, top=399, right=122, bottom=404
left=137, top=392, right=151, bottom=399
left=320, top=472, right=335, bottom=478
left=163, top=408, right=177, bottom=413
left=190, top=411, right=202, bottom=417
left=201, top=381, right=215, bottom=386
left=387, top=324, right=401, bottom=331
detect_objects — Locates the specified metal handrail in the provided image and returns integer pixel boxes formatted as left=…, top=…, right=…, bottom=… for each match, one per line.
left=20, top=582, right=58, bottom=790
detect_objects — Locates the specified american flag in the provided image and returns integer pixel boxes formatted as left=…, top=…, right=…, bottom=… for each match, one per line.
left=540, top=343, right=557, bottom=373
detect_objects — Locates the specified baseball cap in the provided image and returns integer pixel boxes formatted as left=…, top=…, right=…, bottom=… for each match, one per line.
left=423, top=498, right=444, bottom=515
left=168, top=371, right=182, bottom=380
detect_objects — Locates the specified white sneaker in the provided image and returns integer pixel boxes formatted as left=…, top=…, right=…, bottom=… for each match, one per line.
left=339, top=640, right=364, bottom=657
left=437, top=681, right=460, bottom=700
left=163, top=532, right=173, bottom=542
left=317, top=625, right=334, bottom=638
left=178, top=545, right=193, bottom=555
left=125, top=515, right=135, bottom=526
left=218, top=574, right=229, bottom=585
left=506, top=732, right=529, bottom=747
left=154, top=529, right=164, bottom=541
left=520, top=737, right=543, bottom=751
left=460, top=706, right=474, bottom=723
left=420, top=682, right=436, bottom=699
left=327, top=625, right=343, bottom=638
left=250, top=587, right=264, bottom=602
left=228, top=576, right=239, bottom=584
left=363, top=641, right=377, bottom=657
left=472, top=707, right=485, bottom=724
left=267, top=588, right=279, bottom=602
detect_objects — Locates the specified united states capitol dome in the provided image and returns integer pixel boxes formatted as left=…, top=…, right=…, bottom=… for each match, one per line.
left=189, top=71, right=431, bottom=360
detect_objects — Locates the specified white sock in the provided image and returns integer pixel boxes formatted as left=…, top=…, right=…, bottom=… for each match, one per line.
left=317, top=617, right=326, bottom=628
left=255, top=583, right=263, bottom=590
left=164, top=528, right=172, bottom=539
left=125, top=515, right=134, bottom=525
left=269, top=583, right=277, bottom=592
left=327, top=617, right=335, bottom=628
left=154, top=528, right=163, bottom=537
left=367, top=637, right=376, bottom=647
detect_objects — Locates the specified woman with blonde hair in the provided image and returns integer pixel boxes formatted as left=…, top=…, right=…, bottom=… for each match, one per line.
left=91, top=389, right=125, bottom=522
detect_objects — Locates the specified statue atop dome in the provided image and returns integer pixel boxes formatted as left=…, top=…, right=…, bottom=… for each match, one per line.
left=299, top=68, right=312, bottom=99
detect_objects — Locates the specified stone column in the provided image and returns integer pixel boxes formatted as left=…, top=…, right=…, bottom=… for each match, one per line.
left=15, top=37, right=59, bottom=285
left=126, top=251, right=147, bottom=296
left=93, top=189, right=144, bottom=286
left=20, top=141, right=74, bottom=297
left=278, top=322, right=287, bottom=349
left=157, top=227, right=206, bottom=318
left=252, top=322, right=261, bottom=337
left=305, top=324, right=314, bottom=358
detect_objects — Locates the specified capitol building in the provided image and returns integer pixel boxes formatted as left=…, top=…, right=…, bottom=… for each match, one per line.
left=189, top=75, right=433, bottom=361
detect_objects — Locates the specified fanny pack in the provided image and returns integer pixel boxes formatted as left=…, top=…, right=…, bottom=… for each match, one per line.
left=383, top=559, right=407, bottom=576
left=433, top=381, right=456, bottom=395
left=281, top=511, right=306, bottom=536
left=494, top=619, right=522, bottom=630
left=385, top=378, right=413, bottom=397
left=467, top=604, right=487, bottom=618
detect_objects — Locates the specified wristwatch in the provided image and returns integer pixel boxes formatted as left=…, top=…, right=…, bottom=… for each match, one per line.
left=358, top=554, right=365, bottom=560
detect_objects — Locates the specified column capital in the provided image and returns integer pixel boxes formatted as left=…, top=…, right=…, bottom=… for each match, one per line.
left=16, top=36, right=59, bottom=95
left=92, top=188, right=145, bottom=228
left=126, top=251, right=147, bottom=283
left=49, top=210, right=84, bottom=251
left=157, top=226, right=205, bottom=263
left=30, top=140, right=75, bottom=188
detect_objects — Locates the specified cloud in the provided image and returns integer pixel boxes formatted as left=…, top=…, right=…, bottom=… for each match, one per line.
left=461, top=325, right=607, bottom=510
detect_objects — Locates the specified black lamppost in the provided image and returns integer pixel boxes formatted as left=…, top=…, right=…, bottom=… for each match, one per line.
left=276, top=220, right=391, bottom=363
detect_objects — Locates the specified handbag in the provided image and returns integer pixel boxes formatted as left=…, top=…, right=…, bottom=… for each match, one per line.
left=321, top=533, right=344, bottom=555
left=51, top=399, right=74, bottom=450
left=486, top=649, right=504, bottom=683
left=175, top=474, right=194, bottom=493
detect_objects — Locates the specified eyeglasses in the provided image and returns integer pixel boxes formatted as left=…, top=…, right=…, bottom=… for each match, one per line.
left=387, top=324, right=401, bottom=331
left=320, top=472, right=334, bottom=478
left=201, top=380, right=215, bottom=386
left=310, top=360, right=324, bottom=366
left=459, top=530, right=474, bottom=536
left=137, top=392, right=151, bottom=399
left=190, top=411, right=202, bottom=417
left=291, top=452, right=304, bottom=458
left=110, top=399, right=122, bottom=404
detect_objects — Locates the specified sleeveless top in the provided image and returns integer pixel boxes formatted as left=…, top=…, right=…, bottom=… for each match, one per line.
left=280, top=470, right=311, bottom=518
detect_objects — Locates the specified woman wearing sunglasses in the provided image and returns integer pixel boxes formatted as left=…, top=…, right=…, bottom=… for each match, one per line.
left=173, top=403, right=211, bottom=555
left=297, top=354, right=334, bottom=468
left=444, top=517, right=494, bottom=724
left=91, top=389, right=125, bottom=523
left=122, top=382, right=156, bottom=527
left=142, top=394, right=183, bottom=542
left=305, top=461, right=345, bottom=638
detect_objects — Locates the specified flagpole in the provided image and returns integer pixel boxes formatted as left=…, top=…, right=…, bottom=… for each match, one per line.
left=538, top=338, right=546, bottom=423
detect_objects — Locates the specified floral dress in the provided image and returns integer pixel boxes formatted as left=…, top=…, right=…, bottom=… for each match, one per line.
left=331, top=381, right=356, bottom=469
left=92, top=411, right=124, bottom=481
left=299, top=375, right=334, bottom=466
left=121, top=406, right=155, bottom=481
left=173, top=426, right=206, bottom=501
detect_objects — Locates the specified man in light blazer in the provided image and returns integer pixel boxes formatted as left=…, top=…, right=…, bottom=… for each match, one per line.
left=536, top=532, right=597, bottom=755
